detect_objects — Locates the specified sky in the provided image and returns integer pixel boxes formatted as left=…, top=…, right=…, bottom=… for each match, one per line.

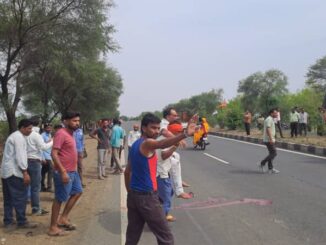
left=108, top=0, right=326, bottom=116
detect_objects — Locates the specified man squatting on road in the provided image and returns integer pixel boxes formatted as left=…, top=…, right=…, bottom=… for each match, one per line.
left=124, top=113, right=197, bottom=245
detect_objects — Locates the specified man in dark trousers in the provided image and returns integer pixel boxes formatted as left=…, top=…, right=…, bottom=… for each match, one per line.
left=258, top=108, right=279, bottom=174
left=124, top=113, right=197, bottom=245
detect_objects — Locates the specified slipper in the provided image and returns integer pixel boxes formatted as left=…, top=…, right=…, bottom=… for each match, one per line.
left=47, top=230, right=68, bottom=237
left=189, top=191, right=195, bottom=198
left=166, top=215, right=176, bottom=222
left=57, top=223, right=76, bottom=231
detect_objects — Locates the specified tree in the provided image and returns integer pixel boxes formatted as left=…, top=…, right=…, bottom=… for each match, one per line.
left=165, top=89, right=224, bottom=125
left=238, top=69, right=288, bottom=114
left=279, top=88, right=323, bottom=130
left=306, top=55, right=326, bottom=108
left=0, top=0, right=88, bottom=132
left=0, top=0, right=118, bottom=133
left=216, top=97, right=243, bottom=130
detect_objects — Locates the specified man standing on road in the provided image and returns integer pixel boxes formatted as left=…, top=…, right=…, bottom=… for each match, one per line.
left=299, top=108, right=309, bottom=136
left=243, top=110, right=252, bottom=136
left=290, top=107, right=300, bottom=137
left=26, top=119, right=53, bottom=215
left=273, top=108, right=284, bottom=138
left=124, top=113, right=197, bottom=245
left=1, top=119, right=38, bottom=229
left=110, top=118, right=124, bottom=174
left=74, top=127, right=85, bottom=186
left=48, top=112, right=83, bottom=236
left=90, top=119, right=111, bottom=179
left=161, top=107, right=192, bottom=199
left=258, top=108, right=279, bottom=174
left=41, top=123, right=54, bottom=192
left=127, top=124, right=141, bottom=151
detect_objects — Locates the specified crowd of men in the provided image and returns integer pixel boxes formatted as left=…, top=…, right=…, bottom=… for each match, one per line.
left=1, top=112, right=85, bottom=236
left=2, top=104, right=323, bottom=244
left=243, top=107, right=312, bottom=137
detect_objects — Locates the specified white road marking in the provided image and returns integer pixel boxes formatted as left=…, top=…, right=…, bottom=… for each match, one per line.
left=210, top=135, right=326, bottom=160
left=204, top=153, right=230, bottom=165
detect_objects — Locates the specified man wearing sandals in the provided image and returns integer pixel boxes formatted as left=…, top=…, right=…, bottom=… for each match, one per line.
left=48, top=112, right=83, bottom=236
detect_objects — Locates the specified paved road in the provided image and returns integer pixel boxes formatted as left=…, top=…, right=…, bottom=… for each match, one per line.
left=136, top=133, right=326, bottom=245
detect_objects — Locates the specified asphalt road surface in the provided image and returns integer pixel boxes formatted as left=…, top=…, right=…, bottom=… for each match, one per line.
left=135, top=133, right=326, bottom=245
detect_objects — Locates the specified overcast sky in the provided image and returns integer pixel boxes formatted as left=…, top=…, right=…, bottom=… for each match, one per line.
left=108, top=0, right=326, bottom=116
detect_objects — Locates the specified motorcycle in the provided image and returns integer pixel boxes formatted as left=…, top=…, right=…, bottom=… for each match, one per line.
left=194, top=133, right=209, bottom=150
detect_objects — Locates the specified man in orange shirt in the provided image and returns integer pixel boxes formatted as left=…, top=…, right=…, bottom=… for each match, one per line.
left=243, top=110, right=252, bottom=136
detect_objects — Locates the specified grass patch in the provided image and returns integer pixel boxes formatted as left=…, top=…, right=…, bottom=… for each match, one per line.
left=211, top=128, right=326, bottom=148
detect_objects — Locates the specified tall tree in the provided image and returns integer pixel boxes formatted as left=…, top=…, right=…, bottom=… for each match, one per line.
left=306, top=55, right=326, bottom=108
left=0, top=0, right=85, bottom=132
left=238, top=69, right=288, bottom=114
left=0, top=0, right=118, bottom=133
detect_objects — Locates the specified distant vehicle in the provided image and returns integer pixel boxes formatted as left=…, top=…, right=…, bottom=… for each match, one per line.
left=194, top=134, right=209, bottom=150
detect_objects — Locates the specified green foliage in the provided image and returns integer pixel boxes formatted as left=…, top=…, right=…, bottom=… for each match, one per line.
left=306, top=55, right=326, bottom=108
left=132, top=111, right=162, bottom=121
left=238, top=69, right=288, bottom=114
left=0, top=121, right=8, bottom=143
left=0, top=0, right=121, bottom=132
left=278, top=88, right=323, bottom=129
left=216, top=98, right=243, bottom=130
left=165, top=89, right=223, bottom=125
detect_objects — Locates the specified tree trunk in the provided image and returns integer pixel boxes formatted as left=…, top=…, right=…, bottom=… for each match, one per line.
left=323, top=93, right=326, bottom=109
left=5, top=109, right=17, bottom=134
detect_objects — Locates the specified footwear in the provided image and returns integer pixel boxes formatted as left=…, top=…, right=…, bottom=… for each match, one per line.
left=102, top=175, right=108, bottom=178
left=41, top=186, right=47, bottom=192
left=46, top=187, right=53, bottom=192
left=48, top=230, right=69, bottom=237
left=182, top=181, right=191, bottom=187
left=57, top=223, right=77, bottom=231
left=98, top=176, right=104, bottom=180
left=166, top=214, right=176, bottom=222
left=4, top=223, right=16, bottom=231
left=177, top=192, right=193, bottom=199
left=32, top=209, right=49, bottom=216
left=17, top=222, right=38, bottom=229
left=256, top=162, right=265, bottom=173
left=269, top=168, right=280, bottom=174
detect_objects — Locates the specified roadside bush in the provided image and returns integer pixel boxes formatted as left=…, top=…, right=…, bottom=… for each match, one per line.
left=216, top=98, right=243, bottom=130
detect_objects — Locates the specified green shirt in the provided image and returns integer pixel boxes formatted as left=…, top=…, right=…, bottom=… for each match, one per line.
left=289, top=111, right=300, bottom=123
left=263, top=116, right=276, bottom=142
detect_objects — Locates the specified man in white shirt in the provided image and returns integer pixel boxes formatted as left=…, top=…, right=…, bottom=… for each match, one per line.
left=273, top=108, right=284, bottom=138
left=161, top=107, right=193, bottom=199
left=127, top=124, right=141, bottom=151
left=26, top=119, right=53, bottom=215
left=1, top=119, right=38, bottom=229
left=299, top=108, right=309, bottom=136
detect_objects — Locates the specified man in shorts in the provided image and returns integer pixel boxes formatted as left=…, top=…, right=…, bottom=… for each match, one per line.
left=48, top=112, right=83, bottom=236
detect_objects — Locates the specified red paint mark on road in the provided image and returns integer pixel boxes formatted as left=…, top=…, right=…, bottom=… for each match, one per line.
left=174, top=197, right=272, bottom=210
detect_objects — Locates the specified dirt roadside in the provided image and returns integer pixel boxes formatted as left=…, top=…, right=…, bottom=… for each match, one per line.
left=0, top=138, right=119, bottom=245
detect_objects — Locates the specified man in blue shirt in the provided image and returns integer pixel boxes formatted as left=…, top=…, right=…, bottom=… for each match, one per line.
left=74, top=127, right=85, bottom=186
left=41, top=123, right=53, bottom=192
left=110, top=118, right=124, bottom=174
